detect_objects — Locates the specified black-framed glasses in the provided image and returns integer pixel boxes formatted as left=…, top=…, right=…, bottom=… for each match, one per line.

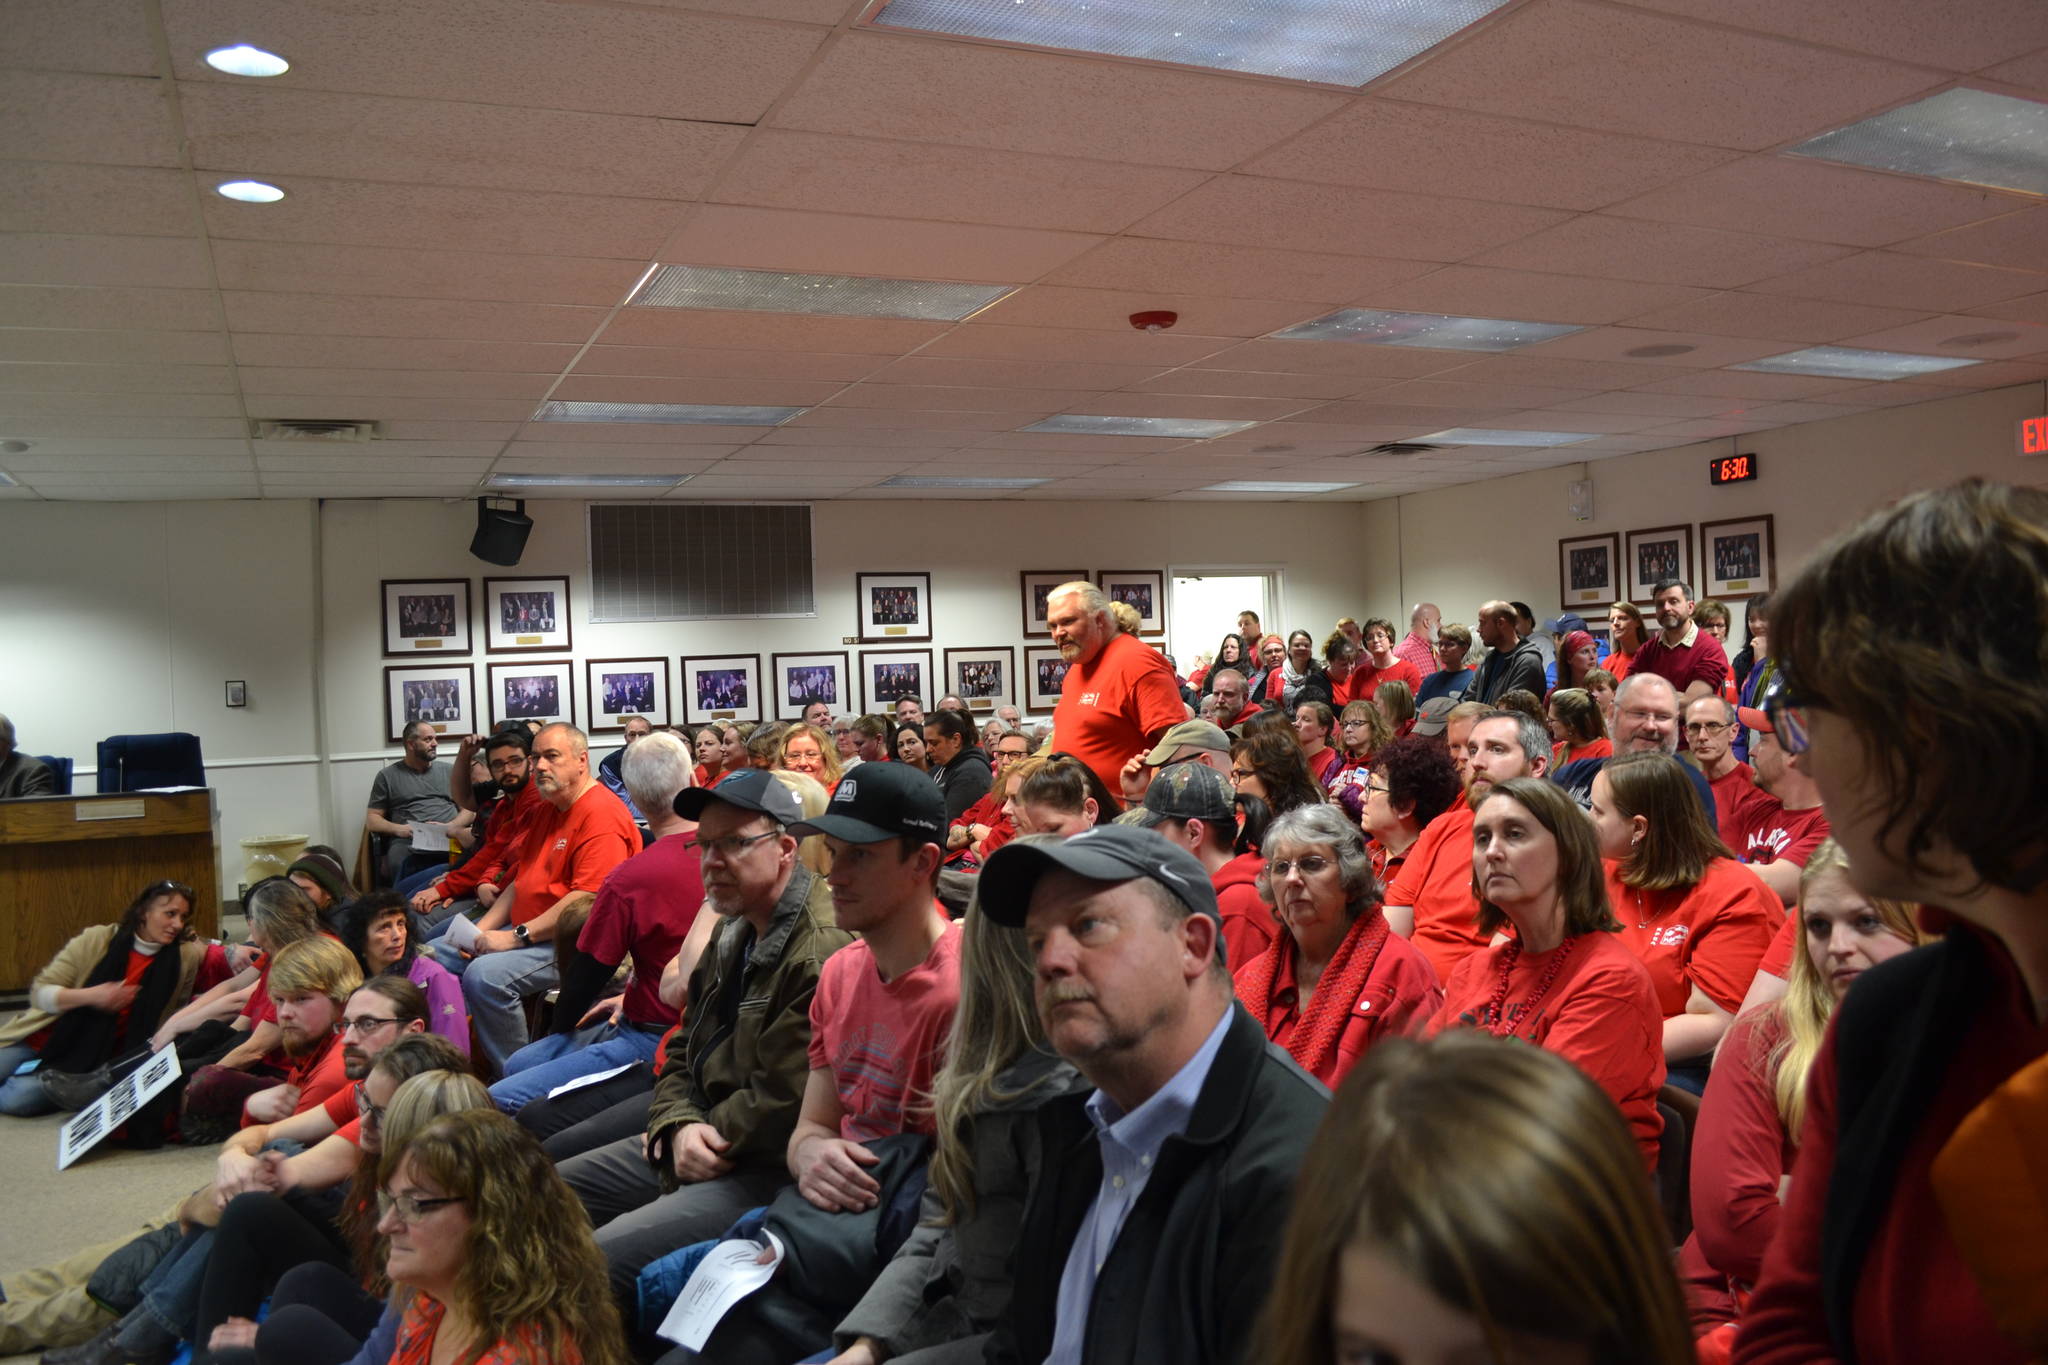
left=1684, top=720, right=1731, bottom=736
left=1763, top=685, right=1817, bottom=755
left=354, top=1081, right=385, bottom=1130
left=376, top=1190, right=462, bottom=1223
left=341, top=1015, right=401, bottom=1036
left=697, top=829, right=781, bottom=861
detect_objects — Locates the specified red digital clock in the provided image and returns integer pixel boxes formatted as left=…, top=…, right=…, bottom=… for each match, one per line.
left=1710, top=453, right=1758, bottom=486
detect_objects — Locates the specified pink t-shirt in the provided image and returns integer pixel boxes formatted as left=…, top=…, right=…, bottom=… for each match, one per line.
left=807, top=918, right=963, bottom=1143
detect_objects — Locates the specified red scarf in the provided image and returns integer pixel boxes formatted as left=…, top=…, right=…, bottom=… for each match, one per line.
left=1238, top=910, right=1392, bottom=1078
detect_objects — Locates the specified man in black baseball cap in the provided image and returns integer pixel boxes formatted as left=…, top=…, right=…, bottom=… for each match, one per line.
left=980, top=823, right=1329, bottom=1365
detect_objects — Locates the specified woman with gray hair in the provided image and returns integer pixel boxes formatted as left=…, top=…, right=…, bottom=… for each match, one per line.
left=1232, top=804, right=1443, bottom=1087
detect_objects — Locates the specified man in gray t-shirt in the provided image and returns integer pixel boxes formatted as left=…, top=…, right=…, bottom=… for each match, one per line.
left=366, top=721, right=465, bottom=885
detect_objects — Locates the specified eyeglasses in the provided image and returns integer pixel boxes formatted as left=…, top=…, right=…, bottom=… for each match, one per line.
left=1683, top=721, right=1731, bottom=736
left=354, top=1081, right=385, bottom=1130
left=1619, top=707, right=1675, bottom=726
left=1762, top=683, right=1817, bottom=755
left=1364, top=780, right=1390, bottom=796
left=696, top=829, right=782, bottom=861
left=1270, top=855, right=1333, bottom=878
left=486, top=756, right=526, bottom=772
left=1228, top=767, right=1255, bottom=783
left=341, top=1015, right=401, bottom=1036
left=376, top=1190, right=464, bottom=1223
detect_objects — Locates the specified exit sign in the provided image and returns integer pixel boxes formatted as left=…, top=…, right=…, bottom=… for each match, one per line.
left=2021, top=415, right=2048, bottom=458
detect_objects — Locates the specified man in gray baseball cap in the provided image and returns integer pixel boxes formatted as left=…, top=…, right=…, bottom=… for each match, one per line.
left=980, top=824, right=1330, bottom=1365
left=1119, top=717, right=1233, bottom=805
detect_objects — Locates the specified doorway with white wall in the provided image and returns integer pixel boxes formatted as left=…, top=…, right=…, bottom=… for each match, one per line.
left=1170, top=569, right=1282, bottom=676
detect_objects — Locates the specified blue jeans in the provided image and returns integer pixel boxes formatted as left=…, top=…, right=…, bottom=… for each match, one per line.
left=442, top=945, right=558, bottom=1075
left=488, top=1022, right=664, bottom=1115
left=0, top=1043, right=56, bottom=1118
left=393, top=864, right=445, bottom=900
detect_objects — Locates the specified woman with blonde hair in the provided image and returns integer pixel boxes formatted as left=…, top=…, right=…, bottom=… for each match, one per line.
left=377, top=1108, right=628, bottom=1365
left=1373, top=678, right=1415, bottom=738
left=779, top=722, right=844, bottom=792
left=769, top=769, right=835, bottom=878
left=1256, top=1032, right=1694, bottom=1365
left=715, top=722, right=751, bottom=780
left=824, top=858, right=1086, bottom=1365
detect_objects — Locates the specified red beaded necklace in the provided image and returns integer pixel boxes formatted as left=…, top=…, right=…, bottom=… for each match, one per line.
left=1483, top=933, right=1578, bottom=1039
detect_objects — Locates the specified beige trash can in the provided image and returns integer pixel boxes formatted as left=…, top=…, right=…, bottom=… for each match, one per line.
left=240, top=834, right=309, bottom=888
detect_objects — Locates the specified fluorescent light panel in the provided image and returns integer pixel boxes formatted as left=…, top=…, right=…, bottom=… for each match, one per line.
left=877, top=475, right=1052, bottom=488
left=1022, top=414, right=1259, bottom=439
left=1789, top=89, right=2048, bottom=197
left=1731, top=346, right=1981, bottom=382
left=1202, top=480, right=1359, bottom=493
left=487, top=473, right=686, bottom=488
left=1273, top=307, right=1583, bottom=351
left=533, top=400, right=804, bottom=426
left=1422, top=427, right=1598, bottom=447
left=0, top=470, right=18, bottom=487
left=633, top=264, right=1011, bottom=322
left=871, top=0, right=1512, bottom=87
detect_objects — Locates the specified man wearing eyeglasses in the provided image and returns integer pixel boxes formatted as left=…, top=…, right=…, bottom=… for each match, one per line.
left=1685, top=696, right=1759, bottom=854
left=411, top=727, right=544, bottom=931
left=946, top=729, right=1034, bottom=865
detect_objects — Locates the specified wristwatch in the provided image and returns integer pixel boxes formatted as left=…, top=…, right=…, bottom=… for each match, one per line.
left=512, top=923, right=530, bottom=946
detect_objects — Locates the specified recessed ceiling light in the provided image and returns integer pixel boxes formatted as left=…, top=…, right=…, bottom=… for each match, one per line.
left=533, top=400, right=805, bottom=426
left=877, top=475, right=1053, bottom=488
left=1271, top=308, right=1583, bottom=352
left=1021, top=414, right=1259, bottom=439
left=203, top=44, right=290, bottom=77
left=632, top=264, right=1012, bottom=322
left=871, top=0, right=1512, bottom=87
left=215, top=180, right=285, bottom=203
left=486, top=473, right=686, bottom=488
left=1789, top=88, right=2048, bottom=197
left=1201, top=480, right=1360, bottom=493
left=1421, top=427, right=1600, bottom=446
left=1731, top=346, right=1979, bottom=381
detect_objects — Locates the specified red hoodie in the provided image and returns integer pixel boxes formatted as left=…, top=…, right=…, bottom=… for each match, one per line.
left=1212, top=852, right=1275, bottom=970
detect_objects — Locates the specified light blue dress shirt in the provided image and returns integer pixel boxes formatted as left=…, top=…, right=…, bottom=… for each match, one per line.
left=1044, top=1007, right=1235, bottom=1365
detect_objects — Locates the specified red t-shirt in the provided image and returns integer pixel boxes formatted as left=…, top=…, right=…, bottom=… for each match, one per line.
left=243, top=1029, right=349, bottom=1127
left=1604, top=857, right=1781, bottom=1016
left=1707, top=762, right=1762, bottom=853
left=1384, top=803, right=1491, bottom=985
left=441, top=780, right=549, bottom=899
left=1049, top=633, right=1186, bottom=796
left=807, top=920, right=962, bottom=1144
left=508, top=783, right=640, bottom=927
left=1353, top=657, right=1423, bottom=706
left=1734, top=796, right=1832, bottom=870
left=1606, top=648, right=1636, bottom=681
left=1235, top=927, right=1442, bottom=1088
left=1303, top=745, right=1342, bottom=787
left=1212, top=852, right=1276, bottom=970
left=1431, top=930, right=1666, bottom=1168
left=1694, top=1008, right=1798, bottom=1293
left=322, top=1081, right=365, bottom=1146
left=1757, top=910, right=1799, bottom=980
left=1551, top=737, right=1612, bottom=769
left=240, top=960, right=277, bottom=1027
left=1631, top=625, right=1731, bottom=698
left=576, top=834, right=703, bottom=1028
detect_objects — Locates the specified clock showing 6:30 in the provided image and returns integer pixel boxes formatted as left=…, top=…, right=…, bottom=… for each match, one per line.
left=1710, top=453, right=1758, bottom=486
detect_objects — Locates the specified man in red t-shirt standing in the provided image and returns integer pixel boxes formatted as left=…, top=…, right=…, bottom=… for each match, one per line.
left=1047, top=581, right=1186, bottom=796
left=452, top=722, right=639, bottom=1074
left=1734, top=705, right=1831, bottom=907
left=1629, top=578, right=1730, bottom=708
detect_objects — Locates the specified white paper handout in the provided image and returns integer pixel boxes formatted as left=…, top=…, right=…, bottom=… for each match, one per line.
left=411, top=820, right=451, bottom=852
left=440, top=913, right=483, bottom=954
left=655, top=1231, right=785, bottom=1351
left=58, top=1046, right=182, bottom=1170
left=546, top=1062, right=636, bottom=1100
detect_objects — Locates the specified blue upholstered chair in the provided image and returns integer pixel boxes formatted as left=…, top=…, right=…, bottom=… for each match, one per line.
left=34, top=755, right=73, bottom=795
left=94, top=733, right=206, bottom=792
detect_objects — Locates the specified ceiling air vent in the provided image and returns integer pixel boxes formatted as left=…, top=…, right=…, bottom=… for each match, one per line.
left=251, top=419, right=382, bottom=442
left=1363, top=442, right=1443, bottom=456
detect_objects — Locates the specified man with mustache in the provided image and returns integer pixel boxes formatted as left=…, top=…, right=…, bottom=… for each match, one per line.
left=978, top=825, right=1329, bottom=1365
left=1628, top=577, right=1730, bottom=709
left=1045, top=580, right=1185, bottom=797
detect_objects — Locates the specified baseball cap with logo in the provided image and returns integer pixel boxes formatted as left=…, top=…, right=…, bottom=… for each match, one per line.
left=790, top=760, right=946, bottom=845
left=1412, top=694, right=1459, bottom=738
left=1120, top=761, right=1235, bottom=831
left=674, top=768, right=803, bottom=825
left=978, top=824, right=1220, bottom=933
left=1142, top=719, right=1231, bottom=766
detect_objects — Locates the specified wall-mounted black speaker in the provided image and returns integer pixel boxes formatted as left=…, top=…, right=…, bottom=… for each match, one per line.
left=469, top=498, right=532, bottom=566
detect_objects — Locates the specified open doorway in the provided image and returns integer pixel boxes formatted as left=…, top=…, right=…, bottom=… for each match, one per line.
left=1170, top=569, right=1280, bottom=676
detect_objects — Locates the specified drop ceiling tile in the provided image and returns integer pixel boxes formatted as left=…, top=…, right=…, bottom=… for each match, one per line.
left=1185, top=436, right=1408, bottom=458
left=1981, top=48, right=2048, bottom=94
left=1286, top=401, right=1518, bottom=428
left=180, top=85, right=748, bottom=201
left=1605, top=156, right=2024, bottom=249
left=1799, top=381, right=1968, bottom=408
left=1429, top=354, right=1685, bottom=389
left=655, top=206, right=1100, bottom=285
left=1473, top=218, right=1853, bottom=289
left=2, top=164, right=193, bottom=238
left=1610, top=0, right=2048, bottom=71
left=27, top=469, right=257, bottom=488
left=1732, top=400, right=1872, bottom=424
left=260, top=472, right=478, bottom=488
left=1548, top=391, right=1745, bottom=418
left=1905, top=358, right=2048, bottom=388
left=1188, top=339, right=1469, bottom=379
left=211, top=241, right=646, bottom=307
left=0, top=72, right=178, bottom=167
left=1638, top=417, right=1785, bottom=440
left=0, top=328, right=229, bottom=365
left=1119, top=369, right=1370, bottom=401
left=36, top=485, right=260, bottom=503
left=1827, top=314, right=2048, bottom=359
left=0, top=415, right=247, bottom=438
left=1518, top=326, right=1786, bottom=369
left=378, top=421, right=522, bottom=442
left=1893, top=207, right=2048, bottom=273
left=1043, top=239, right=1435, bottom=304
left=1072, top=393, right=1313, bottom=421
left=513, top=422, right=763, bottom=443
left=0, top=437, right=249, bottom=457
left=257, top=437, right=503, bottom=459
left=0, top=362, right=233, bottom=394
left=0, top=284, right=221, bottom=332
left=1375, top=0, right=1939, bottom=151
left=768, top=30, right=1345, bottom=169
left=711, top=129, right=1205, bottom=234
left=968, top=286, right=1321, bottom=338
left=500, top=442, right=742, bottom=463
left=1746, top=251, right=2048, bottom=311
left=968, top=432, right=1191, bottom=455
left=1128, top=177, right=1571, bottom=263
left=597, top=310, right=950, bottom=354
left=0, top=453, right=251, bottom=472
left=1243, top=99, right=1738, bottom=211
left=1356, top=266, right=1710, bottom=327
left=1617, top=291, right=1937, bottom=342
left=0, top=234, right=213, bottom=289
left=922, top=325, right=1236, bottom=367
left=1366, top=378, right=1600, bottom=409
left=782, top=407, right=1034, bottom=431
left=1480, top=408, right=1667, bottom=433
left=162, top=0, right=826, bottom=123
left=704, top=457, right=911, bottom=478
left=1966, top=291, right=2048, bottom=326
left=491, top=453, right=723, bottom=475
left=819, top=383, right=1089, bottom=413
left=238, top=368, right=554, bottom=399
left=1628, top=370, right=1853, bottom=399
left=250, top=396, right=537, bottom=422
left=545, top=376, right=842, bottom=406
left=573, top=347, right=888, bottom=384
left=220, top=292, right=607, bottom=344
left=0, top=392, right=243, bottom=417
left=257, top=453, right=494, bottom=474
left=200, top=178, right=687, bottom=259
left=718, top=441, right=972, bottom=462
left=231, top=334, right=578, bottom=373
left=3, top=0, right=157, bottom=75
left=865, top=357, right=1164, bottom=391
left=755, top=425, right=972, bottom=449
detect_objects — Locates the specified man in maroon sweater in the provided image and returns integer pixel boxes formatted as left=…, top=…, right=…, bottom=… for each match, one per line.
left=1630, top=578, right=1729, bottom=708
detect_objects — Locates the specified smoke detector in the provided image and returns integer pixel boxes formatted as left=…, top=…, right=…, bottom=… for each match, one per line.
left=251, top=419, right=383, bottom=442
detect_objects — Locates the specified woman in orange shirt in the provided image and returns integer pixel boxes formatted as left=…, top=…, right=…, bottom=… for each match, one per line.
left=1606, top=602, right=1648, bottom=680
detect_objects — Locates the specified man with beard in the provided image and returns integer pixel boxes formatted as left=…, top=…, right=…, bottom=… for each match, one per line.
left=409, top=726, right=544, bottom=930
left=229, top=937, right=366, bottom=1131
left=1549, top=673, right=1717, bottom=822
left=1628, top=578, right=1729, bottom=708
left=1047, top=581, right=1186, bottom=797
left=364, top=721, right=470, bottom=887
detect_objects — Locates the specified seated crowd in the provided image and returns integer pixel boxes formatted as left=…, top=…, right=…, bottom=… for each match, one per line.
left=4, top=481, right=2045, bottom=1365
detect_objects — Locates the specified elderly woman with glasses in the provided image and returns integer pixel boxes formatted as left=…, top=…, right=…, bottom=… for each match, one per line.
left=1233, top=805, right=1443, bottom=1088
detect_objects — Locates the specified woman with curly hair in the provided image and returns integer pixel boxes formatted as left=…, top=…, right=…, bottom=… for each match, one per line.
left=338, top=893, right=467, bottom=1056
left=1360, top=736, right=1462, bottom=886
left=378, top=1108, right=628, bottom=1365
left=778, top=721, right=844, bottom=792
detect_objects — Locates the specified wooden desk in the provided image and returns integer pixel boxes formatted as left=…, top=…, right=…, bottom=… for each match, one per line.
left=0, top=790, right=220, bottom=991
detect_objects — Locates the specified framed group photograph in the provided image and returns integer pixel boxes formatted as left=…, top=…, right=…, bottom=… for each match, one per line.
left=383, top=663, right=476, bottom=741
left=1096, top=569, right=1167, bottom=636
left=860, top=648, right=932, bottom=716
left=856, top=572, right=933, bottom=643
left=944, top=646, right=1016, bottom=713
left=771, top=652, right=850, bottom=722
left=483, top=576, right=572, bottom=655
left=1700, top=514, right=1777, bottom=599
left=1624, top=525, right=1693, bottom=605
left=1019, top=570, right=1088, bottom=638
left=1558, top=532, right=1621, bottom=611
left=586, top=658, right=669, bottom=733
left=681, top=654, right=763, bottom=725
left=487, top=660, right=575, bottom=729
left=381, top=579, right=472, bottom=658
left=1024, top=645, right=1071, bottom=713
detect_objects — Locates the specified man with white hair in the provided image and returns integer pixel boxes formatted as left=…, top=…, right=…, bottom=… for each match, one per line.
left=1046, top=580, right=1185, bottom=795
left=1395, top=602, right=1440, bottom=678
left=0, top=714, right=56, bottom=798
left=1550, top=673, right=1717, bottom=821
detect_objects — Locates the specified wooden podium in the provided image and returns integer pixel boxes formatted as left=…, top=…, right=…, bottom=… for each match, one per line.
left=0, top=790, right=221, bottom=992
